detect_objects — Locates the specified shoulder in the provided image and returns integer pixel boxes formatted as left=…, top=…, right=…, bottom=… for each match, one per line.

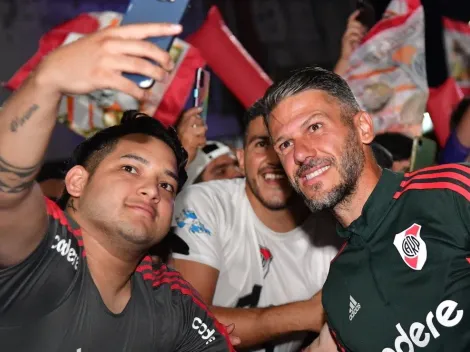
left=137, top=259, right=205, bottom=303
left=174, top=179, right=246, bottom=230
left=393, top=163, right=470, bottom=202
left=135, top=260, right=234, bottom=351
left=44, top=197, right=83, bottom=268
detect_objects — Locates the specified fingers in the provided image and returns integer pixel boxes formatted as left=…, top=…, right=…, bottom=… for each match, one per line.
left=101, top=38, right=175, bottom=72
left=104, top=55, right=169, bottom=82
left=182, top=106, right=204, bottom=118
left=182, top=114, right=205, bottom=129
left=192, top=126, right=207, bottom=137
left=348, top=9, right=361, bottom=24
left=107, top=22, right=182, bottom=40
left=347, top=10, right=367, bottom=33
left=348, top=21, right=367, bottom=34
left=101, top=73, right=146, bottom=100
left=344, top=30, right=364, bottom=44
left=225, top=324, right=235, bottom=334
left=230, top=336, right=241, bottom=346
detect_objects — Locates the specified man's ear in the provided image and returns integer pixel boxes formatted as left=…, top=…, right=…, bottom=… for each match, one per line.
left=236, top=148, right=246, bottom=175
left=64, top=166, right=90, bottom=199
left=353, top=111, right=375, bottom=144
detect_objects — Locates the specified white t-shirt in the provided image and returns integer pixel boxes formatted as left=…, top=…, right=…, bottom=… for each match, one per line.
left=172, top=178, right=342, bottom=352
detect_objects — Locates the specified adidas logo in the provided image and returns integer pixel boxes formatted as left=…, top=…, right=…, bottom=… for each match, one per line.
left=349, top=295, right=361, bottom=321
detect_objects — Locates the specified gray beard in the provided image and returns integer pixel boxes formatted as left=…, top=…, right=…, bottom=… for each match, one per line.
left=293, top=129, right=365, bottom=213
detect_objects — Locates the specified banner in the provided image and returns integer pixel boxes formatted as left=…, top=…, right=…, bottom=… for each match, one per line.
left=345, top=7, right=428, bottom=136
left=443, top=18, right=470, bottom=96
left=6, top=11, right=205, bottom=137
left=383, top=0, right=470, bottom=97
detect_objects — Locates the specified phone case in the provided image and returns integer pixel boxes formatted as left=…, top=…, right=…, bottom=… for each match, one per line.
left=121, top=0, right=191, bottom=89
left=193, top=68, right=210, bottom=122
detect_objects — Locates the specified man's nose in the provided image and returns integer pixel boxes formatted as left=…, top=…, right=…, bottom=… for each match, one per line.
left=293, top=138, right=316, bottom=166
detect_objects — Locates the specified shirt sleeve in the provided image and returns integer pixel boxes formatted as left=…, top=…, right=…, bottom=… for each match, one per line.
left=171, top=185, right=223, bottom=270
left=169, top=269, right=235, bottom=352
left=452, top=165, right=470, bottom=239
left=0, top=198, right=82, bottom=321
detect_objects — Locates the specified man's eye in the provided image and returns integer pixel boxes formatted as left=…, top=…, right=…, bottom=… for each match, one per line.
left=122, top=165, right=137, bottom=174
left=255, top=141, right=267, bottom=148
left=278, top=140, right=292, bottom=151
left=309, top=123, right=323, bottom=132
left=160, top=183, right=175, bottom=194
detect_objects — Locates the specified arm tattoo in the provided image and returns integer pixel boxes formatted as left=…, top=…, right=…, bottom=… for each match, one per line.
left=10, top=104, right=39, bottom=132
left=67, top=199, right=77, bottom=213
left=0, top=156, right=40, bottom=194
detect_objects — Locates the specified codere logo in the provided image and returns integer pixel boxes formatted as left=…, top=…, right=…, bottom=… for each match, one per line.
left=382, top=300, right=463, bottom=352
left=192, top=317, right=216, bottom=345
left=51, top=235, right=80, bottom=270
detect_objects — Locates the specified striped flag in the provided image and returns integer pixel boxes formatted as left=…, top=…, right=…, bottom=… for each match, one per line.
left=6, top=11, right=205, bottom=137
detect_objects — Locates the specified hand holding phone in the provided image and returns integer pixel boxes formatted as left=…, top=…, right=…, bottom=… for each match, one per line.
left=193, top=68, right=211, bottom=122
left=121, top=0, right=191, bottom=89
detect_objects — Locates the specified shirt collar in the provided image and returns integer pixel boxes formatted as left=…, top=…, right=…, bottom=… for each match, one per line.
left=336, top=169, right=404, bottom=240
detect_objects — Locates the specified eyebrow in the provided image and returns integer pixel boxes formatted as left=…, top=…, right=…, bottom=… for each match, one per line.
left=212, top=161, right=238, bottom=172
left=121, top=154, right=179, bottom=183
left=120, top=154, right=149, bottom=165
left=165, top=170, right=179, bottom=183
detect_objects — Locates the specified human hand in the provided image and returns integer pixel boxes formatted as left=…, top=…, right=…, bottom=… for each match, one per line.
left=33, top=23, right=182, bottom=100
left=225, top=323, right=241, bottom=346
left=176, top=107, right=207, bottom=164
left=339, top=10, right=368, bottom=61
left=304, top=324, right=337, bottom=352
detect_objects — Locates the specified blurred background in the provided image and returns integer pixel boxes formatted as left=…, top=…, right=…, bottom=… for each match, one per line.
left=0, top=0, right=469, bottom=162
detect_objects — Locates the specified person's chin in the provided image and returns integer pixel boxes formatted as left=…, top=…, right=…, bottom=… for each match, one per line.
left=301, top=182, right=330, bottom=201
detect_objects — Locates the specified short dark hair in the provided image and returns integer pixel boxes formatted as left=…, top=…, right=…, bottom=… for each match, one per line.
left=262, top=67, right=360, bottom=127
left=36, top=160, right=67, bottom=183
left=242, top=99, right=266, bottom=144
left=371, top=142, right=394, bottom=169
left=57, top=110, right=188, bottom=209
left=373, top=132, right=413, bottom=161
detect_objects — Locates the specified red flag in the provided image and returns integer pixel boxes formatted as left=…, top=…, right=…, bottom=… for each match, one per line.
left=141, top=39, right=206, bottom=127
left=5, top=12, right=205, bottom=136
left=187, top=6, right=272, bottom=109
left=427, top=78, right=464, bottom=146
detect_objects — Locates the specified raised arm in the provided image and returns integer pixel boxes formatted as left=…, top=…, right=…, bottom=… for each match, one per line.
left=0, top=22, right=181, bottom=267
left=333, top=10, right=367, bottom=77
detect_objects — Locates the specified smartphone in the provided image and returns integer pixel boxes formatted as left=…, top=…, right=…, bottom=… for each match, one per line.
left=193, top=68, right=211, bottom=122
left=409, top=137, right=438, bottom=172
left=121, top=0, right=191, bottom=89
left=356, top=0, right=376, bottom=29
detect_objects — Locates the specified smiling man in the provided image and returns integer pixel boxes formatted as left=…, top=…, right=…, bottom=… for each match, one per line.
left=171, top=101, right=341, bottom=352
left=262, top=66, right=470, bottom=352
left=0, top=22, right=233, bottom=352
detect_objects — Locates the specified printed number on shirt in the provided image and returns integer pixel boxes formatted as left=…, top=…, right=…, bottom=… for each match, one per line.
left=236, top=285, right=262, bottom=308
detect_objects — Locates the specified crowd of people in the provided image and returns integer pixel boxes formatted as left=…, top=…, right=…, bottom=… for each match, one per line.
left=0, top=6, right=470, bottom=352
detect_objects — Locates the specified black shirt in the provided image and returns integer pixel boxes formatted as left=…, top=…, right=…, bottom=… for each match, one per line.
left=0, top=198, right=233, bottom=352
left=323, top=165, right=470, bottom=352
